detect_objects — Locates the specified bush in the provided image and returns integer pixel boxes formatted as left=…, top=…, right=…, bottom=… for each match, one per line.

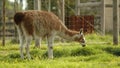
left=103, top=47, right=120, bottom=56
left=54, top=48, right=71, bottom=57
left=71, top=47, right=96, bottom=56
left=42, top=48, right=71, bottom=58
left=8, top=53, right=20, bottom=58
left=30, top=49, right=42, bottom=59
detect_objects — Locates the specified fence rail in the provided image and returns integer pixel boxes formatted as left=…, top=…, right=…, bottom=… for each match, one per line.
left=0, top=22, right=16, bottom=39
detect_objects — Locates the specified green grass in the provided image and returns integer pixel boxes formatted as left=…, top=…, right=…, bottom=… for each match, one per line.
left=0, top=34, right=120, bottom=68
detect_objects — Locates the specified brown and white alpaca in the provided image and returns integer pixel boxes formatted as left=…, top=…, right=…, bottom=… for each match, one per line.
left=14, top=10, right=86, bottom=59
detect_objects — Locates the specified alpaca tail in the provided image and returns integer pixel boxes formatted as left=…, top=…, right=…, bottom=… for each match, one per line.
left=14, top=12, right=25, bottom=25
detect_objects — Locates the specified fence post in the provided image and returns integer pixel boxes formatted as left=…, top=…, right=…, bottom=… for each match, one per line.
left=101, top=0, right=105, bottom=35
left=113, top=0, right=119, bottom=45
left=34, top=0, right=41, bottom=10
left=48, top=0, right=51, bottom=12
left=62, top=0, right=65, bottom=24
left=57, top=0, right=65, bottom=24
left=75, top=0, right=80, bottom=15
left=13, top=0, right=19, bottom=43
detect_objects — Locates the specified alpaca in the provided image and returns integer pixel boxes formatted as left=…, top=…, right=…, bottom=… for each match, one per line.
left=14, top=10, right=86, bottom=59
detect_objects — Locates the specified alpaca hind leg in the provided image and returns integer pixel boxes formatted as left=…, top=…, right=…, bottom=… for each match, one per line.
left=25, top=36, right=32, bottom=59
left=34, top=37, right=42, bottom=48
left=19, top=35, right=25, bottom=59
left=17, top=26, right=25, bottom=59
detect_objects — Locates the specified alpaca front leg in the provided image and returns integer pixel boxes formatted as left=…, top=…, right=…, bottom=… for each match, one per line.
left=47, top=36, right=54, bottom=59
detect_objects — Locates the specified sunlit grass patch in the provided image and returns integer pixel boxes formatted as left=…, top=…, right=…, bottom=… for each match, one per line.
left=0, top=34, right=120, bottom=68
left=86, top=34, right=113, bottom=44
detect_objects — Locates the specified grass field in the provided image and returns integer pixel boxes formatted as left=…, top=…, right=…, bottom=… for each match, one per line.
left=0, top=34, right=120, bottom=68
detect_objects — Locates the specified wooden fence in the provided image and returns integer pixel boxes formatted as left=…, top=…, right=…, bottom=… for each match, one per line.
left=0, top=22, right=16, bottom=39
left=65, top=15, right=94, bottom=33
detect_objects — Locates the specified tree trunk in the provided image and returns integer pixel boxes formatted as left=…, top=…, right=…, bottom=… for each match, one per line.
left=2, top=0, right=6, bottom=46
left=113, top=0, right=119, bottom=45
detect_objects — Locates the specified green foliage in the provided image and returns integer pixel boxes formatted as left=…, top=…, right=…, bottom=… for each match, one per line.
left=8, top=52, right=20, bottom=58
left=103, top=46, right=120, bottom=56
left=86, top=34, right=112, bottom=44
left=71, top=47, right=96, bottom=56
left=27, top=0, right=34, bottom=10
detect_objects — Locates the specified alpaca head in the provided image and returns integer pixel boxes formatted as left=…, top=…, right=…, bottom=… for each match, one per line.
left=74, top=28, right=86, bottom=47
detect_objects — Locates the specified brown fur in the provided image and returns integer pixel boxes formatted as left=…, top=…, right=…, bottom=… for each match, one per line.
left=14, top=12, right=25, bottom=25
left=13, top=10, right=86, bottom=43
left=65, top=30, right=79, bottom=37
left=14, top=10, right=68, bottom=36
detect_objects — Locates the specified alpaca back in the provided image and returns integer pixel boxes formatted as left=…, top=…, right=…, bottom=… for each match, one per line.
left=14, top=10, right=67, bottom=37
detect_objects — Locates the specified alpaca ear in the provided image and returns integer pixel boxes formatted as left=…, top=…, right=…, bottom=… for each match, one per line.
left=80, top=28, right=83, bottom=34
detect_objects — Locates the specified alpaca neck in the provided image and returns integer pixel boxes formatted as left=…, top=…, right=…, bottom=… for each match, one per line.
left=58, top=29, right=79, bottom=41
